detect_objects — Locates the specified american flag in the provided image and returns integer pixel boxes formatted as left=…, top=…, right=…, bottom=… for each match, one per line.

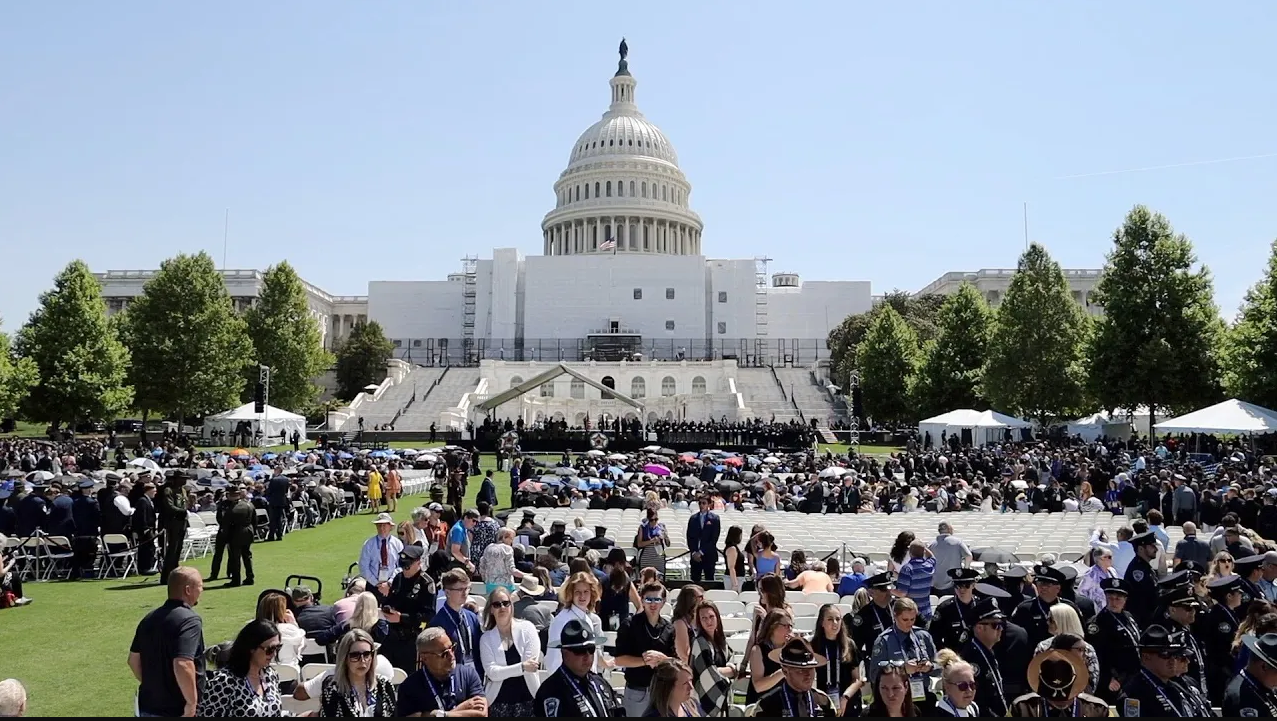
left=599, top=237, right=617, bottom=251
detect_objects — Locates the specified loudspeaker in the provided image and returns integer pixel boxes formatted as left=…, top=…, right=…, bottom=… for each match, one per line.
left=253, top=382, right=265, bottom=413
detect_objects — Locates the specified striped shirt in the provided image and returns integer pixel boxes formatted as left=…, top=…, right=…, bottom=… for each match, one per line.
left=898, top=557, right=937, bottom=618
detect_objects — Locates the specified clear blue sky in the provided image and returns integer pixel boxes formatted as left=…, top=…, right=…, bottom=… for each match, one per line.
left=4, top=2, right=1276, bottom=330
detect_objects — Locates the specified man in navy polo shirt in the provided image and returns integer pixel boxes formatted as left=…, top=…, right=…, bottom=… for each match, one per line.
left=396, top=627, right=486, bottom=717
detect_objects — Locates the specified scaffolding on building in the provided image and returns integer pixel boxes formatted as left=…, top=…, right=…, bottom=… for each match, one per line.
left=461, top=256, right=478, bottom=363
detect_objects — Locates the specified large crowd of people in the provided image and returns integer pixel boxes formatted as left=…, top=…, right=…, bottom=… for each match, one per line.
left=5, top=429, right=1277, bottom=716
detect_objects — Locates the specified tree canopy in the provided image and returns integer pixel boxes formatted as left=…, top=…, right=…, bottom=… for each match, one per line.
left=855, top=305, right=920, bottom=424
left=914, top=283, right=993, bottom=418
left=122, top=252, right=253, bottom=421
left=14, top=260, right=132, bottom=426
left=334, top=320, right=394, bottom=401
left=1222, top=238, right=1277, bottom=407
left=243, top=262, right=333, bottom=411
left=983, top=243, right=1090, bottom=423
left=827, top=290, right=942, bottom=389
left=1087, top=206, right=1223, bottom=433
left=0, top=319, right=38, bottom=421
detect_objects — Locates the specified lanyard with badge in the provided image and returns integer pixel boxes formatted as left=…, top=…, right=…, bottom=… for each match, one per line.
left=448, top=607, right=470, bottom=660
left=426, top=671, right=456, bottom=712
left=565, top=671, right=603, bottom=717
left=823, top=642, right=841, bottom=697
left=1137, top=670, right=1183, bottom=717
left=894, top=629, right=928, bottom=701
left=1242, top=671, right=1277, bottom=717
left=782, top=684, right=816, bottom=717
left=972, top=642, right=1005, bottom=708
left=349, top=683, right=376, bottom=717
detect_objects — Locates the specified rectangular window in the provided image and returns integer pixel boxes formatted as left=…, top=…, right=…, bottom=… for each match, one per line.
left=633, top=288, right=642, bottom=300
left=665, top=320, right=675, bottom=331
left=718, top=291, right=728, bottom=303
left=665, top=287, right=675, bottom=300
left=717, top=322, right=727, bottom=335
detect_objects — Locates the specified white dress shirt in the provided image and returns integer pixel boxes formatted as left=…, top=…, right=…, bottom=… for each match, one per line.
left=358, top=533, right=404, bottom=586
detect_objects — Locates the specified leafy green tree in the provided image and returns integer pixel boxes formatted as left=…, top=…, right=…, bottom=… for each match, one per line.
left=0, top=319, right=38, bottom=420
left=243, top=262, right=333, bottom=411
left=855, top=305, right=920, bottom=424
left=914, top=283, right=993, bottom=417
left=1223, top=240, right=1277, bottom=407
left=14, top=260, right=132, bottom=426
left=984, top=243, right=1090, bottom=423
left=123, top=252, right=253, bottom=422
left=1088, top=206, right=1223, bottom=434
left=827, top=290, right=943, bottom=389
left=334, top=320, right=394, bottom=401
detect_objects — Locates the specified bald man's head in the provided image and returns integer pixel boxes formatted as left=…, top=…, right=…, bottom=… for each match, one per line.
left=1183, top=522, right=1197, bottom=536
left=167, top=566, right=204, bottom=606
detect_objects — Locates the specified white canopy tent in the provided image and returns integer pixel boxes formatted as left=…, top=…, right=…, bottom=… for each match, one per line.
left=1154, top=399, right=1277, bottom=435
left=1066, top=413, right=1132, bottom=442
left=917, top=408, right=1032, bottom=447
left=203, top=402, right=307, bottom=446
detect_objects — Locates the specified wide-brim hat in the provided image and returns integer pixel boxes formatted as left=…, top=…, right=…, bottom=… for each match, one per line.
left=515, top=574, right=546, bottom=597
left=1027, top=649, right=1089, bottom=702
left=372, top=512, right=394, bottom=525
left=551, top=618, right=607, bottom=650
left=1241, top=633, right=1277, bottom=670
left=767, top=638, right=828, bottom=669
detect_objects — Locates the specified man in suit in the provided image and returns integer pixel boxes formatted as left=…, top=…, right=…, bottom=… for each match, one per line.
left=132, top=480, right=159, bottom=574
left=477, top=470, right=497, bottom=508
left=265, top=470, right=291, bottom=542
left=686, top=496, right=720, bottom=584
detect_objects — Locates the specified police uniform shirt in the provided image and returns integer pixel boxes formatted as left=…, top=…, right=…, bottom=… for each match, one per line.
left=1240, top=576, right=1265, bottom=610
left=1117, top=670, right=1193, bottom=717
left=849, top=601, right=893, bottom=659
left=1009, top=692, right=1110, bottom=717
left=386, top=569, right=436, bottom=634
left=1202, top=603, right=1241, bottom=700
left=1168, top=676, right=1214, bottom=717
left=756, top=683, right=834, bottom=718
left=1123, top=557, right=1158, bottom=626
left=1155, top=610, right=1208, bottom=697
left=1223, top=670, right=1277, bottom=718
left=1086, top=609, right=1140, bottom=697
left=1011, top=596, right=1079, bottom=648
left=535, top=665, right=619, bottom=717
left=931, top=595, right=976, bottom=651
left=961, top=638, right=1007, bottom=717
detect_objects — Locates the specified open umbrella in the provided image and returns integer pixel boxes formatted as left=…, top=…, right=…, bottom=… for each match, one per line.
left=399, top=448, right=419, bottom=456
left=740, top=471, right=760, bottom=481
left=972, top=547, right=1021, bottom=564
left=369, top=450, right=390, bottom=459
left=261, top=452, right=278, bottom=461
left=607, top=453, right=629, bottom=462
left=763, top=456, right=782, bottom=464
left=126, top=458, right=160, bottom=472
left=555, top=467, right=579, bottom=476
left=658, top=448, right=676, bottom=456
left=642, top=464, right=671, bottom=476
left=818, top=466, right=847, bottom=478
left=337, top=451, right=354, bottom=460
left=584, top=449, right=605, bottom=457
left=641, top=445, right=661, bottom=452
left=607, top=465, right=625, bottom=476
left=717, top=479, right=743, bottom=493
left=230, top=448, right=250, bottom=457
left=721, top=457, right=744, bottom=467
left=25, top=470, right=55, bottom=483
left=150, top=448, right=165, bottom=457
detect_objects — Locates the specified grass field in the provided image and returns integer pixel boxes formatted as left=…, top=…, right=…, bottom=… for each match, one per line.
left=2, top=442, right=892, bottom=715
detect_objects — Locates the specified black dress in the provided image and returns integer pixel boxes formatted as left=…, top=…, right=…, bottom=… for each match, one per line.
left=599, top=583, right=631, bottom=631
left=746, top=641, right=781, bottom=705
left=490, top=641, right=535, bottom=717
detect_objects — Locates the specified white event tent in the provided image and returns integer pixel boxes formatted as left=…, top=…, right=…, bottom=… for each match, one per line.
left=917, top=409, right=1032, bottom=447
left=1066, top=413, right=1133, bottom=442
left=203, top=402, right=307, bottom=446
left=1154, top=398, right=1277, bottom=436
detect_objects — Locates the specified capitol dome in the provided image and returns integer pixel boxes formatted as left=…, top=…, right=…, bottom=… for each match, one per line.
left=542, top=40, right=703, bottom=258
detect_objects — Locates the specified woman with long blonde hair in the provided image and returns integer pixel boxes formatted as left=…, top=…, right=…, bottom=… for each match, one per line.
left=254, top=591, right=305, bottom=670
left=320, top=629, right=397, bottom=717
left=544, top=571, right=605, bottom=674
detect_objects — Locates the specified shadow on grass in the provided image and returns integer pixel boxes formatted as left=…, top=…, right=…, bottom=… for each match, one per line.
left=103, top=580, right=163, bottom=591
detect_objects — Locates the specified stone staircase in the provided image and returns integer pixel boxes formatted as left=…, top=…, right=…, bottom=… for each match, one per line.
left=397, top=367, right=482, bottom=430
left=734, top=368, right=800, bottom=423
left=773, top=366, right=843, bottom=427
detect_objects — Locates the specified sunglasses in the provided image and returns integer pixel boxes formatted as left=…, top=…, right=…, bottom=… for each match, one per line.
left=347, top=650, right=374, bottom=662
left=564, top=646, right=595, bottom=656
left=425, top=646, right=455, bottom=657
left=490, top=599, right=512, bottom=609
left=978, top=621, right=1005, bottom=630
left=947, top=680, right=978, bottom=692
left=1155, top=650, right=1189, bottom=660
left=260, top=644, right=283, bottom=656
left=643, top=597, right=666, bottom=604
left=877, top=660, right=906, bottom=668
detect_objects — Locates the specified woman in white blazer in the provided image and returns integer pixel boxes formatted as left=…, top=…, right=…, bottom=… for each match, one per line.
left=479, top=587, right=542, bottom=717
left=544, top=571, right=607, bottom=674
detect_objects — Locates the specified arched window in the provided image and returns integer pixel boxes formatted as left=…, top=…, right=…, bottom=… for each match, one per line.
left=594, top=182, right=600, bottom=198
left=601, top=375, right=616, bottom=400
left=575, top=185, right=580, bottom=201
left=574, top=412, right=587, bottom=426
left=617, top=181, right=623, bottom=197
left=661, top=376, right=676, bottom=396
left=509, top=375, right=524, bottom=389
left=606, top=181, right=612, bottom=197
left=629, top=180, right=635, bottom=196
left=691, top=376, right=707, bottom=393
left=540, top=382, right=554, bottom=397
left=630, top=377, right=646, bottom=398
left=570, top=378, right=586, bottom=399
left=662, top=185, right=668, bottom=201
left=642, top=182, right=647, bottom=198
left=585, top=184, right=590, bottom=199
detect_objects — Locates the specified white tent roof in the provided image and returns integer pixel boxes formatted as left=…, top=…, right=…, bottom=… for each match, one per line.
left=919, top=409, right=1031, bottom=429
left=208, top=402, right=305, bottom=422
left=1154, top=398, right=1277, bottom=435
left=1070, top=413, right=1111, bottom=426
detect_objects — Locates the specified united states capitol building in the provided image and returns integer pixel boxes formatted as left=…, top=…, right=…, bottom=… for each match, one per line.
left=94, top=42, right=1101, bottom=431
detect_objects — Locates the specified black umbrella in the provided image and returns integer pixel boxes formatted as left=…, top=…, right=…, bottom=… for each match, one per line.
left=972, top=547, right=1020, bottom=564
left=717, top=480, right=743, bottom=493
left=658, top=448, right=676, bottom=456
left=741, top=471, right=760, bottom=481
left=302, top=463, right=323, bottom=472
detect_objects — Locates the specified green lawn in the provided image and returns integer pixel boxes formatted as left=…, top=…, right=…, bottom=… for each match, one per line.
left=819, top=442, right=904, bottom=456
left=0, top=463, right=517, bottom=718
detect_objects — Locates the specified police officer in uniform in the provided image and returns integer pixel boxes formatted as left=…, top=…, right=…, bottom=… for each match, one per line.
left=1011, top=565, right=1080, bottom=648
left=961, top=596, right=1009, bottom=717
left=157, top=470, right=189, bottom=585
left=931, top=568, right=980, bottom=652
left=848, top=571, right=895, bottom=660
left=1116, top=625, right=1204, bottom=717
left=1203, top=574, right=1245, bottom=704
left=382, top=545, right=437, bottom=673
left=1152, top=585, right=1208, bottom=699
left=70, top=479, right=100, bottom=579
left=1085, top=577, right=1140, bottom=703
left=536, top=618, right=620, bottom=717
left=206, top=489, right=235, bottom=582
left=997, top=565, right=1032, bottom=618
left=1236, top=553, right=1268, bottom=612
left=223, top=485, right=256, bottom=587
left=1225, top=632, right=1277, bottom=717
left=756, top=637, right=837, bottom=717
left=1122, top=531, right=1160, bottom=627
left=13, top=482, right=49, bottom=537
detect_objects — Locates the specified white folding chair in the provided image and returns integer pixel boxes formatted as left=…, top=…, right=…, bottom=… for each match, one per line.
left=391, top=667, right=408, bottom=685
left=301, top=638, right=329, bottom=663
left=99, top=533, right=138, bottom=578
left=273, top=664, right=300, bottom=687
left=705, top=589, right=740, bottom=603
left=720, top=617, right=753, bottom=635
left=301, top=663, right=334, bottom=681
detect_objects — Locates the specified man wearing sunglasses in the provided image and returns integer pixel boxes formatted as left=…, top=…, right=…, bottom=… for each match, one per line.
left=1116, top=625, right=1209, bottom=717
left=960, top=597, right=1008, bottom=717
left=1085, top=577, right=1140, bottom=704
left=536, top=618, right=620, bottom=717
left=931, top=568, right=980, bottom=652
left=395, top=627, right=487, bottom=717
left=613, top=582, right=673, bottom=716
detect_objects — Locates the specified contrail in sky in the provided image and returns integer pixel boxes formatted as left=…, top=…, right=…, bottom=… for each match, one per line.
left=1055, top=151, right=1277, bottom=179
